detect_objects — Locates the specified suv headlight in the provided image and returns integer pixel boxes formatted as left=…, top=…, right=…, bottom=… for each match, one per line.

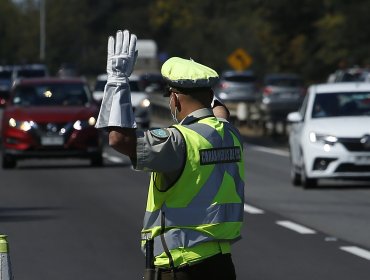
left=73, top=117, right=96, bottom=130
left=140, top=98, right=151, bottom=108
left=8, top=118, right=37, bottom=132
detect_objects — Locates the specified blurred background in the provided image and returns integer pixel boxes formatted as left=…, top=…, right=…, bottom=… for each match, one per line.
left=1, top=0, right=369, bottom=81
left=1, top=1, right=370, bottom=280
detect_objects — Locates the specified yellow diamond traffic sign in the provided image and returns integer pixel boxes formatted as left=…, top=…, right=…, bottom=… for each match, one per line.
left=227, top=48, right=253, bottom=71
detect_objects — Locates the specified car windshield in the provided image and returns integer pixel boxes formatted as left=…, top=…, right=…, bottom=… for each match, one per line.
left=12, top=83, right=90, bottom=106
left=312, top=91, right=370, bottom=118
left=0, top=70, right=12, bottom=79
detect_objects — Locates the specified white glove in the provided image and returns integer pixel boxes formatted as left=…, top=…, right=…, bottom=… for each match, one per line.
left=95, top=29, right=138, bottom=129
left=107, top=30, right=138, bottom=84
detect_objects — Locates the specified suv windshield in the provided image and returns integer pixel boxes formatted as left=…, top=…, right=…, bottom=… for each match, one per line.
left=266, top=77, right=303, bottom=87
left=312, top=92, right=370, bottom=118
left=12, top=83, right=90, bottom=106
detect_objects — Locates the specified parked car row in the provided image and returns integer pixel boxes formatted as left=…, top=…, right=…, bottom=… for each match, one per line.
left=213, top=70, right=306, bottom=127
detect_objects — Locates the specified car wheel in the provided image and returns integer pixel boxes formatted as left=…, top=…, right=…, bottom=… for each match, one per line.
left=90, top=153, right=103, bottom=167
left=2, top=154, right=16, bottom=169
left=290, top=153, right=301, bottom=186
left=290, top=164, right=301, bottom=186
left=301, top=162, right=317, bottom=189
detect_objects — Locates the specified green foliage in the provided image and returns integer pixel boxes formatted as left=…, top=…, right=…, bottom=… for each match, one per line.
left=1, top=0, right=370, bottom=83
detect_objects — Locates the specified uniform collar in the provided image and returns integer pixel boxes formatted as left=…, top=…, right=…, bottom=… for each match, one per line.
left=180, top=108, right=214, bottom=125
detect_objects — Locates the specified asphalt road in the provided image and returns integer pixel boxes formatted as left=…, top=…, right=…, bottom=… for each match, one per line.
left=1, top=124, right=370, bottom=279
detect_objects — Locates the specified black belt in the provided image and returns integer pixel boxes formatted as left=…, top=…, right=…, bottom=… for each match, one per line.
left=157, top=252, right=228, bottom=272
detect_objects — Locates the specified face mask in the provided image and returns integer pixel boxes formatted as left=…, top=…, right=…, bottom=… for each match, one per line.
left=169, top=93, right=179, bottom=123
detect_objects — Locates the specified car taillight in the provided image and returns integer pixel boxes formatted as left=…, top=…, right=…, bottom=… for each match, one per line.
left=219, top=82, right=229, bottom=89
left=263, top=86, right=273, bottom=96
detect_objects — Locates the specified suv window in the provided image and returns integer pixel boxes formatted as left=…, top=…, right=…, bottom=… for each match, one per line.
left=266, top=77, right=303, bottom=87
left=0, top=70, right=12, bottom=79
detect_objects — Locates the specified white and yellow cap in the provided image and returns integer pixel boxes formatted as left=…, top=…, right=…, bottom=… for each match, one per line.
left=161, top=57, right=219, bottom=93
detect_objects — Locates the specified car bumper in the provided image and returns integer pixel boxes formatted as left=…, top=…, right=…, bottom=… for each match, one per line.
left=303, top=142, right=370, bottom=179
left=2, top=127, right=102, bottom=160
left=3, top=147, right=101, bottom=159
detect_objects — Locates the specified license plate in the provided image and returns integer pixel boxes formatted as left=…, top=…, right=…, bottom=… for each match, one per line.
left=41, top=136, right=64, bottom=146
left=355, top=155, right=370, bottom=165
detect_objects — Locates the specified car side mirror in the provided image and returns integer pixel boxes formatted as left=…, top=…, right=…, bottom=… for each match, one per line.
left=287, top=111, right=303, bottom=123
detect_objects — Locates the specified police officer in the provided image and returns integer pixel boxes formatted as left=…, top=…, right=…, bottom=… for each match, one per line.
left=96, top=29, right=245, bottom=280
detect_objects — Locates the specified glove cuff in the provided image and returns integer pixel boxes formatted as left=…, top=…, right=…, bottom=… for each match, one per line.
left=107, top=76, right=129, bottom=85
left=95, top=83, right=137, bottom=129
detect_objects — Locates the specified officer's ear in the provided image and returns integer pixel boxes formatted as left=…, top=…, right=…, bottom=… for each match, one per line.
left=174, top=93, right=182, bottom=111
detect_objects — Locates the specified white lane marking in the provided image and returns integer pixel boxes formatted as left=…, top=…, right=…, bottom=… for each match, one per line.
left=103, top=152, right=124, bottom=163
left=248, top=145, right=289, bottom=157
left=340, top=246, right=370, bottom=261
left=276, top=220, right=316, bottom=234
left=244, top=203, right=265, bottom=214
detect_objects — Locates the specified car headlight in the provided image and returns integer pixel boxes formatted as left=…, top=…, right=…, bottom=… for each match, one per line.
left=8, top=118, right=37, bottom=132
left=309, top=132, right=338, bottom=144
left=140, top=98, right=151, bottom=108
left=73, top=117, right=96, bottom=130
left=309, top=132, right=338, bottom=152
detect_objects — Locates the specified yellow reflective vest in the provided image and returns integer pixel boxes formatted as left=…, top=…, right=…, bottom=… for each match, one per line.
left=142, top=116, right=245, bottom=267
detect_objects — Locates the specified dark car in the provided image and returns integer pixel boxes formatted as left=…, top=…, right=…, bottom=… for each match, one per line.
left=258, top=73, right=305, bottom=123
left=214, top=70, right=259, bottom=103
left=11, top=64, right=48, bottom=82
left=0, top=65, right=13, bottom=106
left=1, top=77, right=103, bottom=168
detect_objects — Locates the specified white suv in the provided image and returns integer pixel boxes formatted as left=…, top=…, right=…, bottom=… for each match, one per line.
left=287, top=82, right=370, bottom=188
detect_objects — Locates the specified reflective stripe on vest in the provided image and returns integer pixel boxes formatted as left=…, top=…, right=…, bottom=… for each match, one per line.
left=142, top=117, right=245, bottom=256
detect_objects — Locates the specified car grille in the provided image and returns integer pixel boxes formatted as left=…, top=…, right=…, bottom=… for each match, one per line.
left=38, top=122, right=68, bottom=133
left=338, top=137, right=370, bottom=152
left=335, top=163, right=370, bottom=172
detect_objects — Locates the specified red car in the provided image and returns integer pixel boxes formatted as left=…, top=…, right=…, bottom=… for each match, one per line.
left=1, top=77, right=103, bottom=168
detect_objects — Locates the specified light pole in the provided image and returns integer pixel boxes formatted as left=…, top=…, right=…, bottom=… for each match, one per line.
left=39, top=0, right=45, bottom=61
